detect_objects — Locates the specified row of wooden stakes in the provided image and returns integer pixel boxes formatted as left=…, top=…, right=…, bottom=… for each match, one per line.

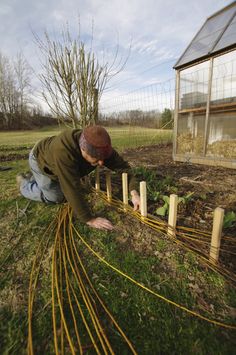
left=95, top=169, right=224, bottom=265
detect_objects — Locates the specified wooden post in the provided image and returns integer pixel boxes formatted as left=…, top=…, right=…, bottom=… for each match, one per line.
left=210, top=207, right=224, bottom=264
left=168, top=194, right=178, bottom=237
left=122, top=173, right=128, bottom=211
left=95, top=166, right=100, bottom=191
left=106, top=171, right=112, bottom=202
left=140, top=181, right=147, bottom=219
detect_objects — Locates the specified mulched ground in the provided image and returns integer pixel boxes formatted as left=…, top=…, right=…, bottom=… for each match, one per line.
left=123, top=143, right=236, bottom=204
left=120, top=143, right=236, bottom=271
left=122, top=143, right=236, bottom=229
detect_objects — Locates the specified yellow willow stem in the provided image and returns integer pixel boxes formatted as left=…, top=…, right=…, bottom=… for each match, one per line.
left=67, top=220, right=115, bottom=355
left=59, top=231, right=65, bottom=355
left=64, top=222, right=109, bottom=355
left=117, top=204, right=236, bottom=284
left=61, top=236, right=83, bottom=353
left=68, top=215, right=137, bottom=354
left=53, top=218, right=76, bottom=355
left=28, top=217, right=56, bottom=355
left=95, top=187, right=235, bottom=242
left=51, top=209, right=68, bottom=355
left=62, top=239, right=101, bottom=354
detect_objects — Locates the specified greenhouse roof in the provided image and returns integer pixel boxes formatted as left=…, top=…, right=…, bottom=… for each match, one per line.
left=174, top=1, right=236, bottom=69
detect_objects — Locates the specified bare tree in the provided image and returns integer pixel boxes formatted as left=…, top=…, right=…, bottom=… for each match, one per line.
left=0, top=52, right=33, bottom=129
left=35, top=26, right=129, bottom=128
left=0, top=53, right=17, bottom=128
left=14, top=52, right=32, bottom=125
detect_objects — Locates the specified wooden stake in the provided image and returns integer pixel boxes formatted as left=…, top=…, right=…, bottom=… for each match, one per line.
left=95, top=167, right=100, bottom=191
left=106, top=171, right=112, bottom=202
left=168, top=194, right=178, bottom=237
left=140, top=181, right=147, bottom=219
left=122, top=173, right=128, bottom=211
left=210, top=207, right=224, bottom=264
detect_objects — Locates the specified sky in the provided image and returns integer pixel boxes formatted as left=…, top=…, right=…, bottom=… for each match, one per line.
left=0, top=0, right=233, bottom=113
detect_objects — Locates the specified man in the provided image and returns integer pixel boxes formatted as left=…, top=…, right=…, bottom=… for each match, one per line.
left=17, top=125, right=140, bottom=230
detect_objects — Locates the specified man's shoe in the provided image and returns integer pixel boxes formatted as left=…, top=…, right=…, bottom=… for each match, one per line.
left=16, top=173, right=27, bottom=190
left=25, top=171, right=33, bottom=181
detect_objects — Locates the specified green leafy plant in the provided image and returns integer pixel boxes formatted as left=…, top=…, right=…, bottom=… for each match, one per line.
left=155, top=195, right=170, bottom=216
left=178, top=192, right=194, bottom=204
left=155, top=192, right=195, bottom=217
left=223, top=211, right=236, bottom=229
left=151, top=191, right=162, bottom=202
left=133, top=167, right=178, bottom=203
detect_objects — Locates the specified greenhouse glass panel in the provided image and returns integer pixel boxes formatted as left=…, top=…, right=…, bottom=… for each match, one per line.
left=206, top=113, right=236, bottom=159
left=175, top=4, right=236, bottom=68
left=179, top=61, right=209, bottom=110
left=177, top=113, right=205, bottom=156
left=211, top=50, right=236, bottom=105
left=214, top=15, right=236, bottom=52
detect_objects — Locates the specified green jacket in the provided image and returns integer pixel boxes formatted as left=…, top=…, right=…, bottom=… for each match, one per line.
left=33, top=129, right=138, bottom=222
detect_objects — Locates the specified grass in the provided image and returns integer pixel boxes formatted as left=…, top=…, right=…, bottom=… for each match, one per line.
left=0, top=126, right=236, bottom=354
left=106, top=126, right=172, bottom=150
left=0, top=126, right=61, bottom=147
left=0, top=125, right=172, bottom=150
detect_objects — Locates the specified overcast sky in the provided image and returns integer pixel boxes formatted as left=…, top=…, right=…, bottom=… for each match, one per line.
left=0, top=0, right=232, bottom=110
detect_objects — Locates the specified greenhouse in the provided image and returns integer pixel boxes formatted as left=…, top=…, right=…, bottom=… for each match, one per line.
left=173, top=1, right=236, bottom=169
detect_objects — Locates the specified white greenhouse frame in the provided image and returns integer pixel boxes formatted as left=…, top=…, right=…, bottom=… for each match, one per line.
left=173, top=2, right=236, bottom=169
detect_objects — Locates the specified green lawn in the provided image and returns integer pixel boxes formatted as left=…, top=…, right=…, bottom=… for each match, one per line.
left=0, top=125, right=172, bottom=150
left=0, top=126, right=61, bottom=148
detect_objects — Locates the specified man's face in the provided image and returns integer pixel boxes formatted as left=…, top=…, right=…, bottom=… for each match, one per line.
left=81, top=149, right=104, bottom=166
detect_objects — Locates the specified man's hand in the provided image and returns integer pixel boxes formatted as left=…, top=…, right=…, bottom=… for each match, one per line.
left=86, top=217, right=114, bottom=230
left=130, top=190, right=140, bottom=211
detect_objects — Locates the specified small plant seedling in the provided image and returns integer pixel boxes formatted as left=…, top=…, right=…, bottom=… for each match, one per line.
left=223, top=211, right=236, bottom=229
left=178, top=192, right=194, bottom=205
left=155, top=195, right=170, bottom=216
left=155, top=192, right=194, bottom=217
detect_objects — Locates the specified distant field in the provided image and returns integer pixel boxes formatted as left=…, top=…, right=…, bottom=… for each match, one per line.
left=0, top=126, right=61, bottom=148
left=0, top=126, right=173, bottom=150
left=107, top=126, right=173, bottom=150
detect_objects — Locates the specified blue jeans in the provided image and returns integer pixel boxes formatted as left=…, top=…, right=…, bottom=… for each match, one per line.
left=20, top=149, right=65, bottom=204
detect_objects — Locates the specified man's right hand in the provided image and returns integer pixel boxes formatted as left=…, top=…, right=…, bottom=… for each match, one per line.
left=86, top=217, right=114, bottom=230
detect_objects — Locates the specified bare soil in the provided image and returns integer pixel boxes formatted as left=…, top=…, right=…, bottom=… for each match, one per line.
left=122, top=143, right=236, bottom=235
